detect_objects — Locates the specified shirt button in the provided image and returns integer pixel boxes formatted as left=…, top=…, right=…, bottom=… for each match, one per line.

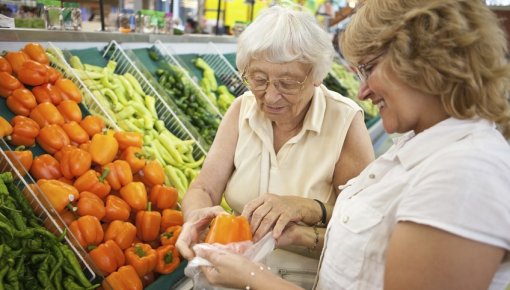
left=369, top=173, right=376, bottom=179
left=342, top=216, right=349, bottom=223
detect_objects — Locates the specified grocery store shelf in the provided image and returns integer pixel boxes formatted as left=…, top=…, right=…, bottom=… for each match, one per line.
left=0, top=28, right=238, bottom=44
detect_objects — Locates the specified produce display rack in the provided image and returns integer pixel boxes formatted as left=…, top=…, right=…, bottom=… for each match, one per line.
left=154, top=40, right=224, bottom=118
left=0, top=42, right=118, bottom=282
left=0, top=139, right=102, bottom=284
left=199, top=42, right=246, bottom=98
left=47, top=42, right=120, bottom=131
left=101, top=40, right=210, bottom=158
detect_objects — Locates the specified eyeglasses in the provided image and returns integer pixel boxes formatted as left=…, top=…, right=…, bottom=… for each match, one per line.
left=354, top=53, right=384, bottom=83
left=242, top=68, right=311, bottom=95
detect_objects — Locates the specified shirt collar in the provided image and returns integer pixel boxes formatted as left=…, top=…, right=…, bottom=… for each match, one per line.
left=396, top=117, right=496, bottom=170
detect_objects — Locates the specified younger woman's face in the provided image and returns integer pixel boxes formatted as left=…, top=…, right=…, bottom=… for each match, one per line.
left=357, top=56, right=448, bottom=134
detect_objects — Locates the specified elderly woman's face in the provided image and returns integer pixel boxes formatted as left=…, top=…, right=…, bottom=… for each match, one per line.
left=244, top=60, right=316, bottom=123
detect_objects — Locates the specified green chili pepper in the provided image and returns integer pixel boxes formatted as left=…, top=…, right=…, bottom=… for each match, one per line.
left=6, top=182, right=39, bottom=225
left=36, top=256, right=52, bottom=289
left=52, top=267, right=62, bottom=290
left=0, top=266, right=10, bottom=290
left=6, top=268, right=20, bottom=290
left=49, top=244, right=63, bottom=282
left=58, top=243, right=93, bottom=288
left=23, top=271, right=42, bottom=289
left=2, top=198, right=26, bottom=231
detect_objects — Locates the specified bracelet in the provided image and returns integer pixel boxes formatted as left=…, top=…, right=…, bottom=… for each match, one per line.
left=308, top=225, right=319, bottom=252
left=313, top=199, right=327, bottom=226
left=245, top=265, right=271, bottom=290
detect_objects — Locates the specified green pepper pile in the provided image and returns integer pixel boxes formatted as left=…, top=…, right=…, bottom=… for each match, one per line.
left=0, top=172, right=98, bottom=290
left=155, top=66, right=220, bottom=146
left=148, top=48, right=221, bottom=146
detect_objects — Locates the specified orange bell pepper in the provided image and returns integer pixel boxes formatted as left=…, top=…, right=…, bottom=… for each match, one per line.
left=160, top=209, right=184, bottom=232
left=124, top=243, right=157, bottom=277
left=60, top=146, right=92, bottom=179
left=76, top=191, right=105, bottom=220
left=114, top=131, right=143, bottom=150
left=89, top=130, right=119, bottom=166
left=120, top=146, right=146, bottom=173
left=6, top=87, right=37, bottom=116
left=57, top=99, right=82, bottom=123
left=0, top=116, right=13, bottom=138
left=150, top=184, right=178, bottom=211
left=62, top=121, right=89, bottom=145
left=139, top=160, right=165, bottom=187
left=4, top=51, right=29, bottom=75
left=22, top=43, right=49, bottom=65
left=205, top=213, right=253, bottom=244
left=37, top=179, right=79, bottom=213
left=69, top=215, right=104, bottom=249
left=17, top=59, right=49, bottom=86
left=80, top=115, right=105, bottom=138
left=55, top=78, right=82, bottom=103
left=119, top=181, right=147, bottom=211
left=53, top=144, right=73, bottom=161
left=74, top=169, right=111, bottom=200
left=36, top=124, right=70, bottom=154
left=160, top=225, right=182, bottom=246
left=104, top=220, right=137, bottom=250
left=60, top=206, right=78, bottom=225
left=155, top=244, right=180, bottom=275
left=103, top=195, right=131, bottom=222
left=102, top=265, right=143, bottom=290
left=9, top=115, right=39, bottom=146
left=79, top=140, right=91, bottom=152
left=32, top=83, right=63, bottom=105
left=136, top=202, right=161, bottom=242
left=29, top=102, right=65, bottom=128
left=89, top=240, right=125, bottom=275
left=5, top=146, right=33, bottom=176
left=46, top=65, right=61, bottom=84
left=0, top=71, right=22, bottom=98
left=103, top=160, right=133, bottom=191
left=0, top=56, right=12, bottom=74
left=30, top=154, right=62, bottom=180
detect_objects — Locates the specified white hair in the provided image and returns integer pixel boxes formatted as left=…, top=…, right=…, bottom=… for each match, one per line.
left=236, top=4, right=334, bottom=83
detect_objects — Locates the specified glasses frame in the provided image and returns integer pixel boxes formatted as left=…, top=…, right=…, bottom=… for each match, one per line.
left=355, top=53, right=384, bottom=82
left=242, top=68, right=312, bottom=95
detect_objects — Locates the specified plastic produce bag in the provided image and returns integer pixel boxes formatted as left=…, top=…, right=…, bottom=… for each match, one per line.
left=185, top=233, right=275, bottom=290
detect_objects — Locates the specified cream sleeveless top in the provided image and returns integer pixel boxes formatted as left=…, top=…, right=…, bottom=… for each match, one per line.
left=224, top=84, right=361, bottom=213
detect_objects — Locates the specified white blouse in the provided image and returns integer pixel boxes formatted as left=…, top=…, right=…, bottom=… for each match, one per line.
left=316, top=118, right=510, bottom=290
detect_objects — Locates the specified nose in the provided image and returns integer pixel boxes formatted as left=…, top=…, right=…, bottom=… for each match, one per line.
left=263, top=82, right=282, bottom=102
left=357, top=81, right=372, bottom=101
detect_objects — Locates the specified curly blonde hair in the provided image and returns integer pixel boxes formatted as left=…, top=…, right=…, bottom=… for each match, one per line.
left=340, top=0, right=510, bottom=138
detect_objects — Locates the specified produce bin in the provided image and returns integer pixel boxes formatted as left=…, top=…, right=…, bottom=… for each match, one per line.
left=0, top=134, right=102, bottom=287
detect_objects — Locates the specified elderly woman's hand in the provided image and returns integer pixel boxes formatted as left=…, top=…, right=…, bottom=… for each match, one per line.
left=175, top=205, right=226, bottom=260
left=242, top=193, right=309, bottom=242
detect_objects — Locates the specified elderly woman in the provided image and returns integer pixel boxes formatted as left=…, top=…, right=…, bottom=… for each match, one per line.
left=176, top=4, right=375, bottom=288
left=190, top=0, right=510, bottom=289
